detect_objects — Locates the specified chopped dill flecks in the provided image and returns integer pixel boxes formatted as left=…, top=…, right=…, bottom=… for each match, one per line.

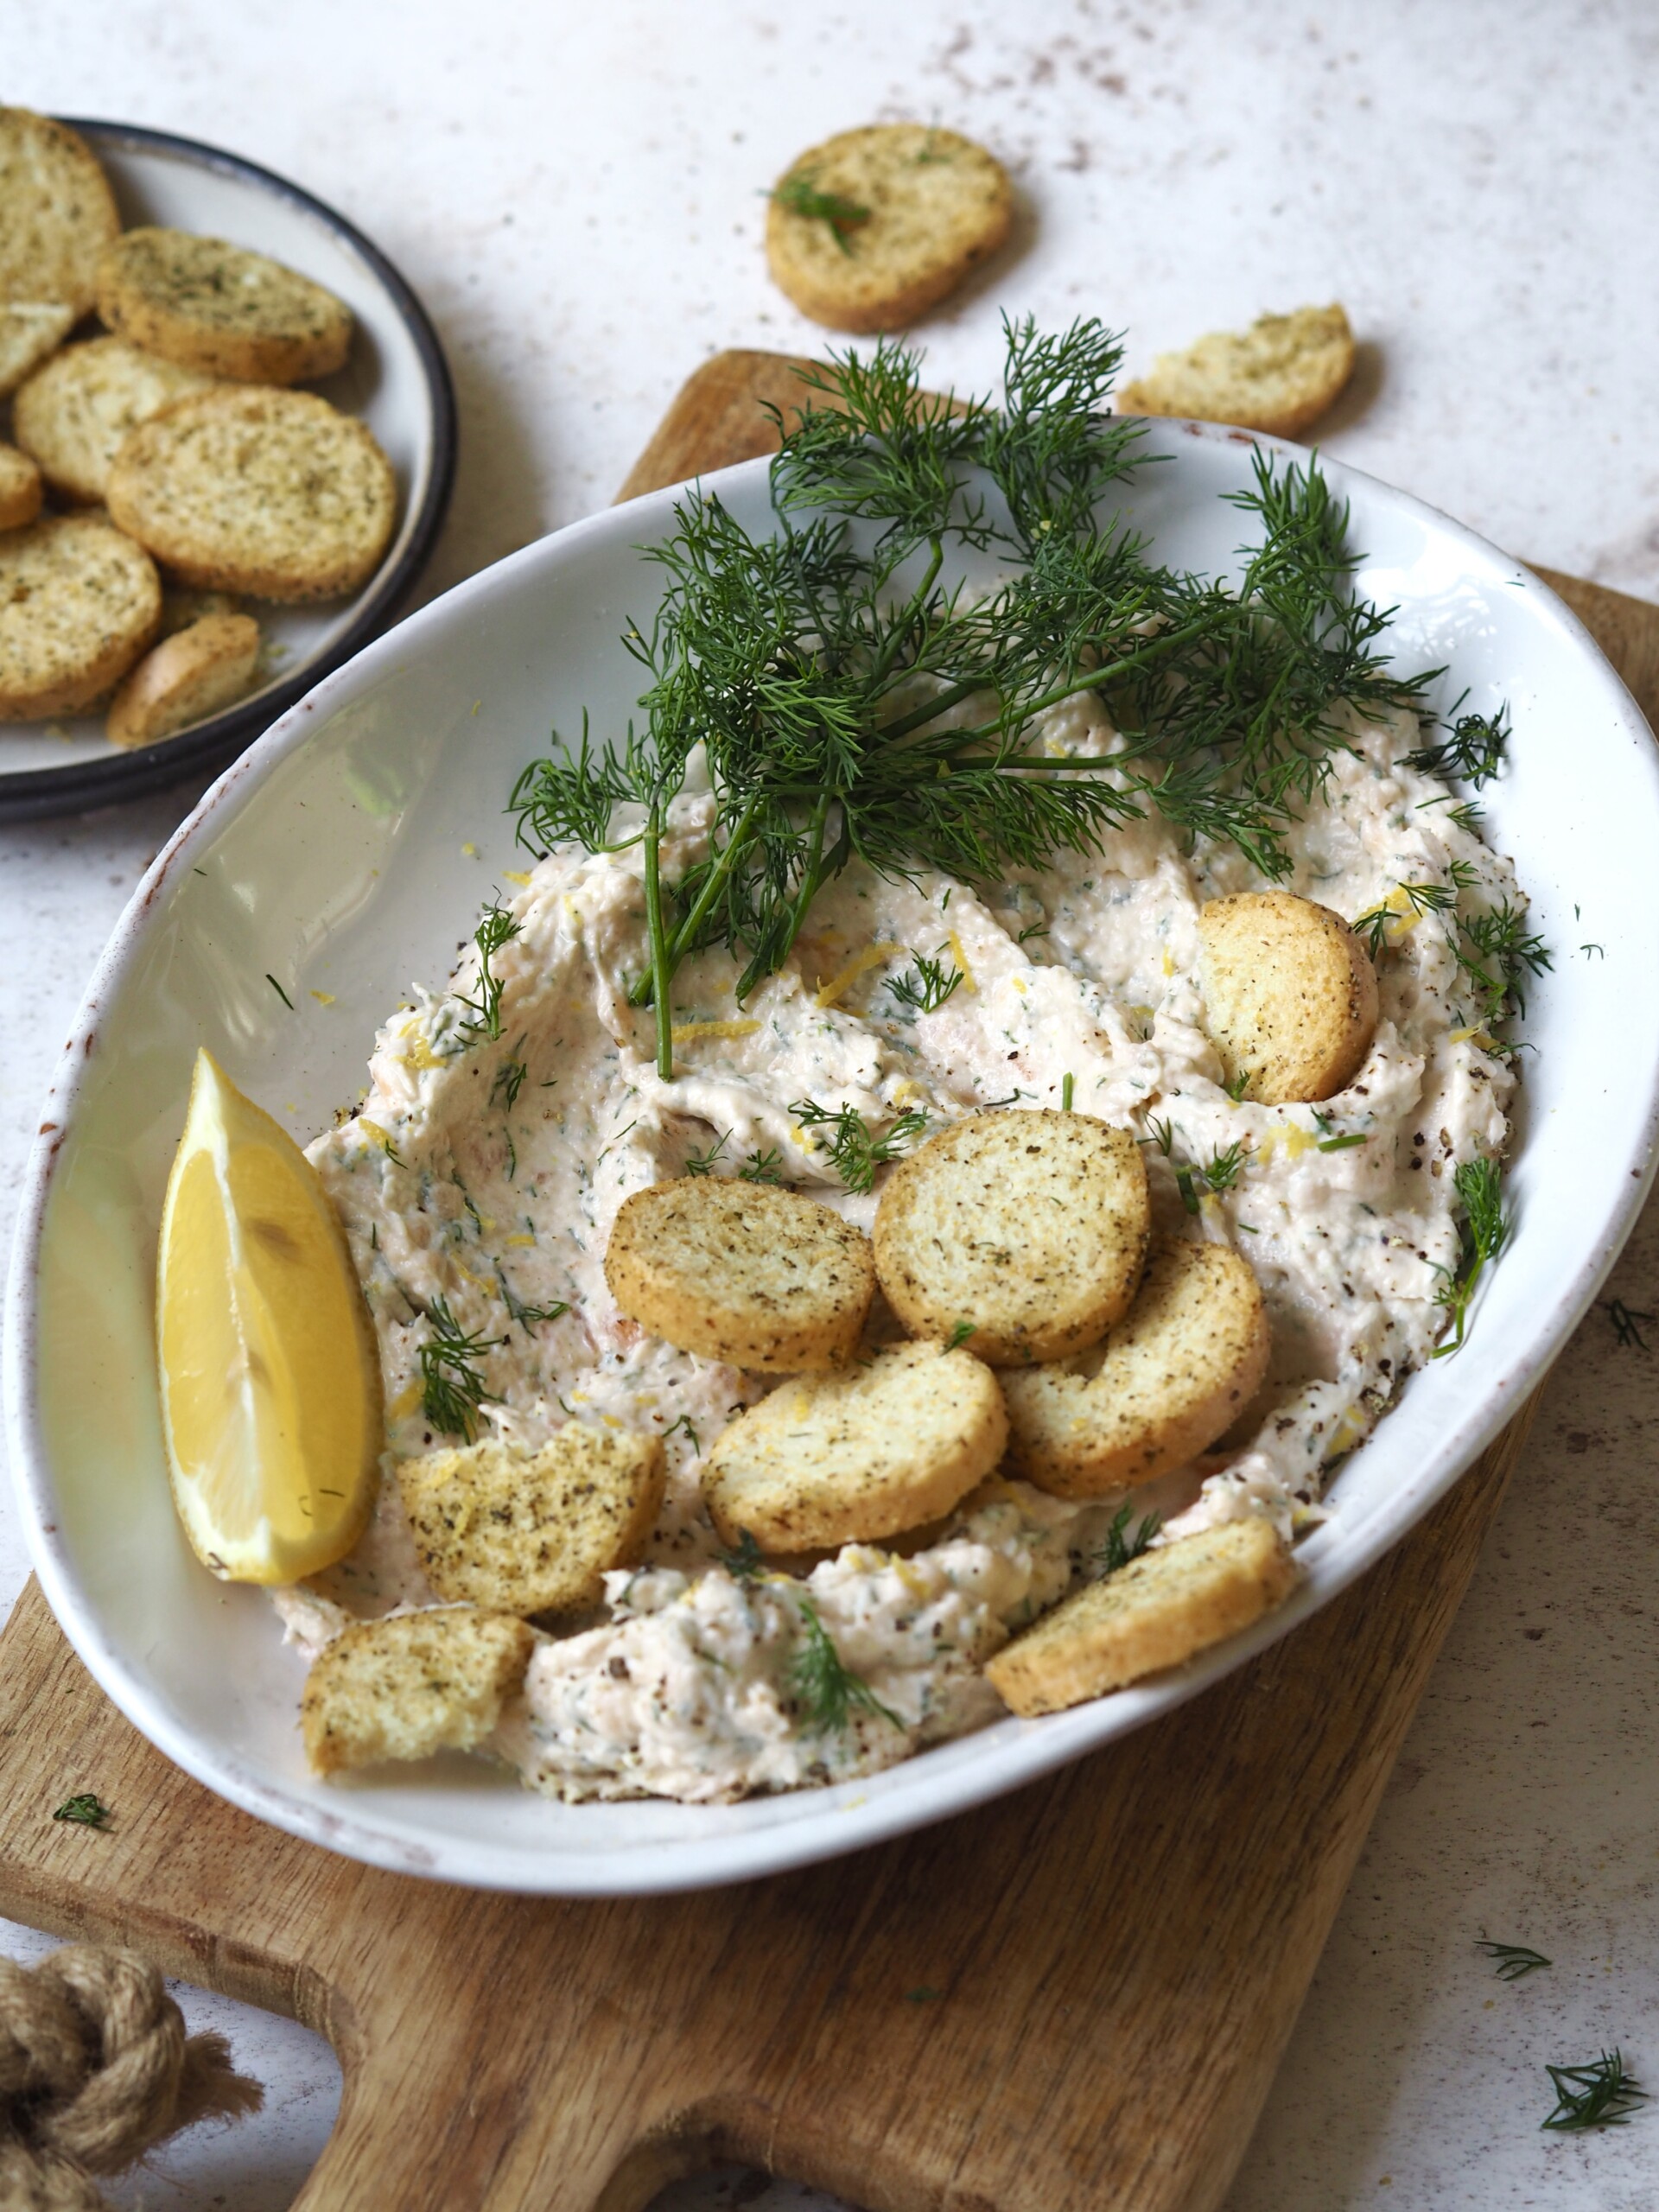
left=1203, top=1138, right=1249, bottom=1192
left=944, top=1319, right=977, bottom=1351
left=1403, top=699, right=1510, bottom=788
left=1477, top=1938, right=1551, bottom=1982
left=491, top=1049, right=528, bottom=1110
left=52, top=1792, right=110, bottom=1828
left=1432, top=1157, right=1509, bottom=1358
left=1095, top=1502, right=1160, bottom=1574
left=791, top=1099, right=928, bottom=1194
left=265, top=973, right=294, bottom=1009
left=790, top=1597, right=901, bottom=1732
left=683, top=1130, right=731, bottom=1177
left=737, top=1146, right=785, bottom=1183
left=1540, top=2049, right=1647, bottom=2132
left=888, top=950, right=965, bottom=1014
left=458, top=902, right=521, bottom=1043
left=417, top=1295, right=505, bottom=1439
left=771, top=173, right=872, bottom=254
left=1604, top=1297, right=1655, bottom=1351
left=719, top=1528, right=765, bottom=1580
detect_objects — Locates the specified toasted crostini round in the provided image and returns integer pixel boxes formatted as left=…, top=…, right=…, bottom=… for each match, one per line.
left=605, top=1177, right=876, bottom=1371
left=703, top=1338, right=1007, bottom=1554
left=1001, top=1238, right=1270, bottom=1499
left=1197, top=889, right=1378, bottom=1104
left=873, top=1110, right=1149, bottom=1367
left=984, top=1516, right=1296, bottom=1715
left=397, top=1426, right=665, bottom=1617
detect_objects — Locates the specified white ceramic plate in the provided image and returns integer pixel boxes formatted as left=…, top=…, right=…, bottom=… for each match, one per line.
left=0, top=118, right=455, bottom=823
left=8, top=428, right=1658, bottom=1893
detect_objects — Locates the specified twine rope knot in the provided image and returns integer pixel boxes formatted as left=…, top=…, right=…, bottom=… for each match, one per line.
left=0, top=1944, right=262, bottom=2209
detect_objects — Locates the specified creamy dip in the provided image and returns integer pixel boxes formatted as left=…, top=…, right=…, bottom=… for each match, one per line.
left=284, top=689, right=1518, bottom=1802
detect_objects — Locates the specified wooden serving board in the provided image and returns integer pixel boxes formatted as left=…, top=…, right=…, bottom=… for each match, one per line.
left=3, top=353, right=1656, bottom=2212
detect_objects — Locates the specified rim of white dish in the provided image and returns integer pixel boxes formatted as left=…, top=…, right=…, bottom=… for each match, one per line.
left=7, top=425, right=1659, bottom=1894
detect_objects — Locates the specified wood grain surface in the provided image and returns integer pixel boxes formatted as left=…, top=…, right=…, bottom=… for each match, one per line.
left=0, top=350, right=1650, bottom=2212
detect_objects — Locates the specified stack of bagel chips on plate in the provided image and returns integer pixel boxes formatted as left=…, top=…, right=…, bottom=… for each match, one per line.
left=0, top=107, right=397, bottom=749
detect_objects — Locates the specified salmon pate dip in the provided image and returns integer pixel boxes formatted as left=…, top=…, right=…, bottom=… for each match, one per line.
left=274, top=688, right=1523, bottom=1804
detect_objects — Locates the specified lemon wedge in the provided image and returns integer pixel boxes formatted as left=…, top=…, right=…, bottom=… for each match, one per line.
left=156, top=1049, right=382, bottom=1583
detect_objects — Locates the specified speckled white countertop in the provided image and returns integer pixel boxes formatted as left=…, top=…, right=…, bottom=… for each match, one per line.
left=4, top=3, right=1658, bottom=2206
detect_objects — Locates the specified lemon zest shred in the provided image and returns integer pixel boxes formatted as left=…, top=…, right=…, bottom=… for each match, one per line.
left=309, top=989, right=336, bottom=1007
left=387, top=1379, right=423, bottom=1422
left=671, top=1018, right=763, bottom=1044
left=813, top=941, right=901, bottom=1009
left=503, top=869, right=533, bottom=887
left=1329, top=1403, right=1370, bottom=1456
left=946, top=929, right=976, bottom=991
left=503, top=1231, right=537, bottom=1249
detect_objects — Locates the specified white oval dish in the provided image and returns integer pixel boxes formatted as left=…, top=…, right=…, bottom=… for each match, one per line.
left=7, top=427, right=1658, bottom=1894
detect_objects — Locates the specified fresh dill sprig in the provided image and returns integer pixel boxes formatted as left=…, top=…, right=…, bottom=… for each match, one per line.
left=510, top=320, right=1434, bottom=1081
left=791, top=1098, right=928, bottom=1194
left=1354, top=880, right=1459, bottom=959
left=1223, top=1069, right=1250, bottom=1102
left=1540, top=2049, right=1647, bottom=2132
left=719, top=1528, right=766, bottom=1580
left=1456, top=899, right=1552, bottom=1020
left=944, top=1319, right=977, bottom=1351
left=1432, top=1157, right=1510, bottom=1357
left=888, top=950, right=964, bottom=1014
left=790, top=1596, right=901, bottom=1732
left=771, top=173, right=872, bottom=254
left=1095, top=1501, right=1160, bottom=1573
left=1318, top=1131, right=1367, bottom=1153
left=1477, top=1938, right=1551, bottom=1982
left=1403, top=700, right=1510, bottom=788
left=458, top=902, right=521, bottom=1043
left=683, top=1130, right=730, bottom=1177
left=418, top=1296, right=505, bottom=1438
left=1604, top=1297, right=1655, bottom=1351
left=1418, top=793, right=1487, bottom=835
left=1202, top=1137, right=1249, bottom=1192
left=1176, top=1137, right=1249, bottom=1213
left=53, top=1792, right=111, bottom=1828
left=1142, top=1116, right=1175, bottom=1157
left=685, top=1130, right=784, bottom=1181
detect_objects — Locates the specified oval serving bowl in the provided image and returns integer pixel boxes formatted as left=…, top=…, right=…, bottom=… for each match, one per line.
left=0, top=118, right=455, bottom=823
left=8, top=428, right=1659, bottom=1894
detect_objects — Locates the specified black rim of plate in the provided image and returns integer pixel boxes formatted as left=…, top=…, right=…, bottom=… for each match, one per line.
left=0, top=118, right=459, bottom=825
